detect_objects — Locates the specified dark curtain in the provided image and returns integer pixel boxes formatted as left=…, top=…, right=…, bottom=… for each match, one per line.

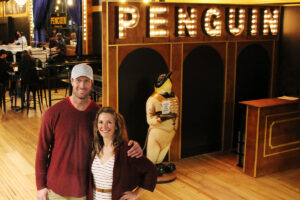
left=66, top=0, right=82, bottom=55
left=33, top=0, right=53, bottom=46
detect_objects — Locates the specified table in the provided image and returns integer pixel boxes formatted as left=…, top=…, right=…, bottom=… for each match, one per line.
left=0, top=45, right=49, bottom=63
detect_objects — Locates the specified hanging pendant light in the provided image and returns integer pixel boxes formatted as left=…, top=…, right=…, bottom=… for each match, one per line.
left=14, top=0, right=28, bottom=7
left=67, top=0, right=72, bottom=6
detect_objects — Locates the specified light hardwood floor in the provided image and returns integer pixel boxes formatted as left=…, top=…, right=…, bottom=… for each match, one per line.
left=0, top=91, right=300, bottom=200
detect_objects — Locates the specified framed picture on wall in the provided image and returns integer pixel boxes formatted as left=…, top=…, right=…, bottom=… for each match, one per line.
left=4, top=0, right=27, bottom=17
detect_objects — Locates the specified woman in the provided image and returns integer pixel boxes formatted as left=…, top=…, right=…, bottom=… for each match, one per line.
left=19, top=50, right=38, bottom=84
left=88, top=107, right=157, bottom=200
left=11, top=31, right=27, bottom=46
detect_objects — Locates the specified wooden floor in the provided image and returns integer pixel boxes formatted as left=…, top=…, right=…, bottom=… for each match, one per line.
left=1, top=90, right=300, bottom=200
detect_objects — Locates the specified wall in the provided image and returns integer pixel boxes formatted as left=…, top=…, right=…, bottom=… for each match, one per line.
left=102, top=2, right=280, bottom=159
left=0, top=2, right=29, bottom=44
left=277, top=6, right=300, bottom=97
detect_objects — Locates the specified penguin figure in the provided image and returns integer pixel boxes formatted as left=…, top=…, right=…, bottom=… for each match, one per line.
left=146, top=72, right=179, bottom=183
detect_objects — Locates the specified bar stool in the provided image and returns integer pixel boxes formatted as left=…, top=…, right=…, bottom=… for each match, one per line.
left=22, top=81, right=42, bottom=115
left=19, top=60, right=43, bottom=115
left=35, top=61, right=48, bottom=108
left=0, top=83, right=6, bottom=113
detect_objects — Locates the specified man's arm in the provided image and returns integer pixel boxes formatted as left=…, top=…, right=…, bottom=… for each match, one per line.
left=127, top=140, right=143, bottom=158
left=35, top=111, right=54, bottom=198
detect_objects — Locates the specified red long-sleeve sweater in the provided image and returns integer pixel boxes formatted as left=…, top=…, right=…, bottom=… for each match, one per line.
left=35, top=98, right=99, bottom=197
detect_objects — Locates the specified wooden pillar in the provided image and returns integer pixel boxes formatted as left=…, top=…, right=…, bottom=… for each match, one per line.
left=169, top=43, right=183, bottom=160
left=82, top=0, right=93, bottom=54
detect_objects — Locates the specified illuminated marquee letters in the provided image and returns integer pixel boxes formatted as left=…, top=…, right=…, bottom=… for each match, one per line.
left=148, top=6, right=169, bottom=37
left=116, top=4, right=280, bottom=39
left=203, top=8, right=222, bottom=37
left=227, top=8, right=245, bottom=36
left=176, top=7, right=197, bottom=37
left=263, top=8, right=279, bottom=35
left=118, top=6, right=140, bottom=39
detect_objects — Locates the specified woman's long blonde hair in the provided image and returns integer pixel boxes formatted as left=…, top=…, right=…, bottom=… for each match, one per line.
left=92, top=107, right=128, bottom=155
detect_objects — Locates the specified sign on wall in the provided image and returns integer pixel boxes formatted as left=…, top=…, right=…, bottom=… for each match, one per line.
left=50, top=13, right=67, bottom=28
left=105, top=2, right=281, bottom=44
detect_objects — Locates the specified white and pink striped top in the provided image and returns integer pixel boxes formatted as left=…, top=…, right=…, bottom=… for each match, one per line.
left=91, top=155, right=115, bottom=200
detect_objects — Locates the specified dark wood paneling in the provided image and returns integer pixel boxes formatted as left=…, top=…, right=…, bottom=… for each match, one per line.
left=170, top=43, right=183, bottom=160
left=277, top=6, right=300, bottom=97
left=108, top=46, right=117, bottom=109
left=92, top=12, right=102, bottom=56
left=243, top=106, right=259, bottom=176
left=223, top=42, right=236, bottom=151
left=0, top=17, right=14, bottom=44
left=102, top=2, right=108, bottom=106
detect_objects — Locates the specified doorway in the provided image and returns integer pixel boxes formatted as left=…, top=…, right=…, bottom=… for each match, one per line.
left=181, top=45, right=224, bottom=158
left=119, top=48, right=169, bottom=146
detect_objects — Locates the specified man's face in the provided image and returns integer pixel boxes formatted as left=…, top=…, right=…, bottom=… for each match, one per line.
left=17, top=32, right=21, bottom=37
left=71, top=76, right=93, bottom=100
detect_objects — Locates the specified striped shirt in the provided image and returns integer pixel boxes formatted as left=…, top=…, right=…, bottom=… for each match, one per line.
left=91, top=155, right=115, bottom=200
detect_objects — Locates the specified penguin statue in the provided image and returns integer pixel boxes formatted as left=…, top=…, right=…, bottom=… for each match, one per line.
left=146, top=72, right=179, bottom=183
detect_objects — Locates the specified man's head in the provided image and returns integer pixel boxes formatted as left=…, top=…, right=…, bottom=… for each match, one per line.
left=56, top=33, right=63, bottom=41
left=71, top=63, right=94, bottom=99
left=16, top=31, right=22, bottom=37
left=0, top=49, right=7, bottom=59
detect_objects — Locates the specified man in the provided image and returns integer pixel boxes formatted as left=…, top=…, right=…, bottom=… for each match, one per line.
left=49, top=29, right=58, bottom=48
left=47, top=45, right=65, bottom=64
left=0, top=50, right=12, bottom=85
left=35, top=64, right=143, bottom=200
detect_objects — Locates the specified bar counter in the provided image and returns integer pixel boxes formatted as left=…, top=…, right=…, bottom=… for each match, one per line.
left=240, top=97, right=300, bottom=177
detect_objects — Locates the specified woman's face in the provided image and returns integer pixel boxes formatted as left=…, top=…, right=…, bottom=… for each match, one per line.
left=98, top=112, right=116, bottom=140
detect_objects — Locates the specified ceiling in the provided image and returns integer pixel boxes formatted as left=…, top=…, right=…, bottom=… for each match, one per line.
left=165, top=0, right=300, bottom=5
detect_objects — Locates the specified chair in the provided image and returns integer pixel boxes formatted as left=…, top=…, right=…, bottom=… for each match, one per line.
left=19, top=62, right=43, bottom=115
left=15, top=51, right=22, bottom=64
left=5, top=51, right=14, bottom=63
left=0, top=83, right=6, bottom=113
left=35, top=59, right=48, bottom=107
left=21, top=81, right=42, bottom=115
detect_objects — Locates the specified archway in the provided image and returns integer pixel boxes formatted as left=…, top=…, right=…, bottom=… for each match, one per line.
left=119, top=48, right=169, bottom=146
left=182, top=45, right=224, bottom=158
left=233, top=44, right=271, bottom=152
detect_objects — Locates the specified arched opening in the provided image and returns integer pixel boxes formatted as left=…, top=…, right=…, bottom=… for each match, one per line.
left=182, top=45, right=224, bottom=158
left=119, top=48, right=168, bottom=146
left=233, top=44, right=271, bottom=155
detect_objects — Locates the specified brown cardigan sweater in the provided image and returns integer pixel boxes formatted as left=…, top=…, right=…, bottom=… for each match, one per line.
left=88, top=142, right=157, bottom=200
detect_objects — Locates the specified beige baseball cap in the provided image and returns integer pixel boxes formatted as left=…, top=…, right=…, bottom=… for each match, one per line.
left=71, top=63, right=93, bottom=80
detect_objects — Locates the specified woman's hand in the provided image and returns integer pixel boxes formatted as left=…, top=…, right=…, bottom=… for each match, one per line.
left=127, top=140, right=143, bottom=158
left=120, top=191, right=140, bottom=200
